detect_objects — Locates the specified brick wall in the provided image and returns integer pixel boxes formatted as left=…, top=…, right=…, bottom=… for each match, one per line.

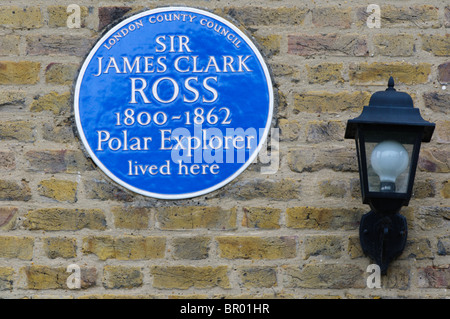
left=0, top=0, right=448, bottom=299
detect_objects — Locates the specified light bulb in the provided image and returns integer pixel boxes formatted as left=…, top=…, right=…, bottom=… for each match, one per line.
left=370, top=140, right=409, bottom=192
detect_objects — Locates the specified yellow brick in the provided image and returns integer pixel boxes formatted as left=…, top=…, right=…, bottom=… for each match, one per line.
left=24, top=208, right=106, bottom=231
left=26, top=35, right=95, bottom=57
left=303, top=235, right=343, bottom=259
left=0, top=6, right=43, bottom=29
left=0, top=267, right=14, bottom=291
left=253, top=34, right=281, bottom=57
left=318, top=180, right=347, bottom=198
left=435, top=120, right=450, bottom=144
left=0, top=35, right=20, bottom=55
left=288, top=147, right=357, bottom=173
left=305, top=120, right=345, bottom=143
left=223, top=7, right=309, bottom=26
left=0, top=180, right=31, bottom=201
left=0, top=91, right=25, bottom=107
left=401, top=237, right=434, bottom=259
left=278, top=119, right=301, bottom=141
left=0, top=151, right=15, bottom=171
left=19, top=265, right=96, bottom=290
left=286, top=207, right=362, bottom=230
left=242, top=207, right=281, bottom=229
left=287, top=207, right=333, bottom=229
left=82, top=235, right=165, bottom=260
left=102, top=266, right=143, bottom=289
left=380, top=5, right=440, bottom=29
left=238, top=266, right=277, bottom=288
left=306, top=63, right=344, bottom=84
left=112, top=206, right=151, bottom=229
left=43, top=237, right=77, bottom=259
left=348, top=235, right=364, bottom=259
left=349, top=62, right=431, bottom=85
left=30, top=91, right=71, bottom=115
left=421, top=34, right=450, bottom=56
left=227, top=178, right=301, bottom=200
left=151, top=266, right=230, bottom=289
left=312, top=7, right=352, bottom=29
left=45, top=63, right=79, bottom=85
left=156, top=206, right=236, bottom=230
left=78, top=294, right=158, bottom=299
left=0, top=61, right=40, bottom=85
left=288, top=34, right=368, bottom=57
left=0, top=236, right=34, bottom=260
left=418, top=148, right=450, bottom=173
left=172, top=237, right=210, bottom=260
left=293, top=91, right=369, bottom=113
left=373, top=34, right=416, bottom=57
left=216, top=236, right=297, bottom=259
left=283, top=264, right=365, bottom=289
left=25, top=150, right=94, bottom=174
left=442, top=180, right=450, bottom=198
left=48, top=5, right=89, bottom=28
left=0, top=207, right=17, bottom=230
left=38, top=178, right=77, bottom=203
left=0, top=120, right=35, bottom=142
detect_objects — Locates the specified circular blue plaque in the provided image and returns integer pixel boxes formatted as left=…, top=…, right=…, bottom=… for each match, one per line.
left=74, top=7, right=274, bottom=199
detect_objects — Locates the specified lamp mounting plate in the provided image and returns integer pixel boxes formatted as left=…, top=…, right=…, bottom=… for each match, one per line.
left=360, top=211, right=407, bottom=275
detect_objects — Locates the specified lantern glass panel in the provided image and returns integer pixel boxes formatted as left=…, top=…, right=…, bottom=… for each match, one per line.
left=363, top=129, right=417, bottom=194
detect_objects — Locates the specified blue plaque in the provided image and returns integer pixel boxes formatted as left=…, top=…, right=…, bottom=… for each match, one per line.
left=74, top=7, right=274, bottom=199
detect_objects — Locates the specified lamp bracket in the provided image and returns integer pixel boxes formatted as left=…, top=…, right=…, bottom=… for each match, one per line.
left=360, top=211, right=407, bottom=275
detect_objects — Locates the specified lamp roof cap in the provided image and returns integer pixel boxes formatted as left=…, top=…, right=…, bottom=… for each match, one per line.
left=368, top=77, right=414, bottom=109
left=344, top=77, right=435, bottom=142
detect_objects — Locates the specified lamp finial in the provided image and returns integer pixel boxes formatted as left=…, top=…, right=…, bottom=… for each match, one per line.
left=387, top=76, right=395, bottom=90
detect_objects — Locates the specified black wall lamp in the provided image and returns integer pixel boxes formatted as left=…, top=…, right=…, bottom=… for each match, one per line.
left=344, top=77, right=435, bottom=274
